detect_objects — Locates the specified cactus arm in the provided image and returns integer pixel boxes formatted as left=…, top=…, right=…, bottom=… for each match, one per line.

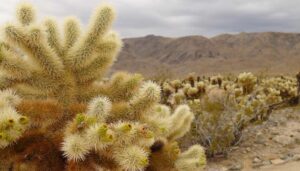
left=76, top=32, right=122, bottom=83
left=0, top=46, right=32, bottom=79
left=44, top=18, right=64, bottom=57
left=4, top=25, right=64, bottom=78
left=63, top=17, right=81, bottom=56
left=66, top=5, right=115, bottom=70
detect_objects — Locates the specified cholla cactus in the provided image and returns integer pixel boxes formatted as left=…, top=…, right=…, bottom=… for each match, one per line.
left=265, top=88, right=282, bottom=104
left=0, top=3, right=206, bottom=170
left=210, top=74, right=222, bottom=87
left=238, top=72, right=257, bottom=94
left=261, top=76, right=298, bottom=100
left=196, top=81, right=206, bottom=94
left=170, top=79, right=182, bottom=92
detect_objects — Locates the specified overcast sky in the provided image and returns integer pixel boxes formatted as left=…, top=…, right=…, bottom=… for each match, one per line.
left=1, top=0, right=300, bottom=38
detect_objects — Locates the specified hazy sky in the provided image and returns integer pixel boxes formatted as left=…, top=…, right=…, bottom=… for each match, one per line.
left=1, top=0, right=300, bottom=38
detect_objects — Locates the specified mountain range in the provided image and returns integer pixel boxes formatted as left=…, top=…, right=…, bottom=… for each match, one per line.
left=112, top=32, right=300, bottom=78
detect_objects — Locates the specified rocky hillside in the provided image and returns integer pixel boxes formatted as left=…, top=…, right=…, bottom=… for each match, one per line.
left=112, top=32, right=300, bottom=77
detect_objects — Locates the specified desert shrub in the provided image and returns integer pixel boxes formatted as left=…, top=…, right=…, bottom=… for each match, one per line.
left=181, top=89, right=240, bottom=157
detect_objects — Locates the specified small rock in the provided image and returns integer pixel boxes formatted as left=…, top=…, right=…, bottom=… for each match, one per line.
left=262, top=160, right=271, bottom=166
left=255, top=132, right=265, bottom=144
left=281, top=153, right=294, bottom=161
left=252, top=163, right=264, bottom=168
left=292, top=154, right=300, bottom=161
left=273, top=135, right=295, bottom=146
left=255, top=139, right=265, bottom=144
left=252, top=159, right=271, bottom=168
left=232, top=146, right=239, bottom=150
left=253, top=157, right=261, bottom=163
left=246, top=147, right=251, bottom=152
left=228, top=163, right=243, bottom=171
left=280, top=155, right=289, bottom=160
left=270, top=159, right=286, bottom=165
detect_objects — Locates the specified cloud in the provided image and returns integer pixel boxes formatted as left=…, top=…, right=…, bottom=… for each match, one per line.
left=0, top=0, right=300, bottom=38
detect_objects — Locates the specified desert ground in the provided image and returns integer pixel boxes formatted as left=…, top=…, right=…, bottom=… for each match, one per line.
left=206, top=106, right=300, bottom=171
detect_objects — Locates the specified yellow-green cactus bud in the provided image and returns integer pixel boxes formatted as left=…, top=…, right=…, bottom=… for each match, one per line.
left=18, top=116, right=29, bottom=125
left=0, top=132, right=7, bottom=140
left=118, top=123, right=132, bottom=133
left=97, top=123, right=108, bottom=136
left=139, top=157, right=149, bottom=167
left=101, top=131, right=114, bottom=143
left=85, top=116, right=97, bottom=126
left=86, top=124, right=114, bottom=151
left=159, top=126, right=167, bottom=134
left=144, top=130, right=154, bottom=139
left=75, top=113, right=86, bottom=124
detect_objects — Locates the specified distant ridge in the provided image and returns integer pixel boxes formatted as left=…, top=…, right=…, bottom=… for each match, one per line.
left=113, top=32, right=300, bottom=77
